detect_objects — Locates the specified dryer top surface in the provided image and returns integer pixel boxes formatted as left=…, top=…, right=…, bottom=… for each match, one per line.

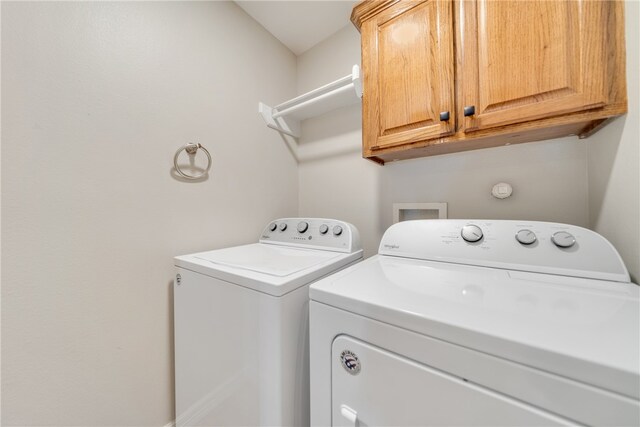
left=310, top=254, right=640, bottom=398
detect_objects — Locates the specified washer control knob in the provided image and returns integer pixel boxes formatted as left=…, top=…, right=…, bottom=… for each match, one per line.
left=297, top=221, right=309, bottom=233
left=319, top=224, right=329, bottom=235
left=461, top=224, right=483, bottom=243
left=279, top=223, right=287, bottom=232
left=333, top=225, right=343, bottom=236
left=515, top=229, right=537, bottom=245
left=269, top=223, right=277, bottom=232
left=552, top=231, right=576, bottom=248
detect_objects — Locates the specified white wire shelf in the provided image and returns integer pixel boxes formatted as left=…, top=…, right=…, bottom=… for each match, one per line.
left=259, top=64, right=362, bottom=138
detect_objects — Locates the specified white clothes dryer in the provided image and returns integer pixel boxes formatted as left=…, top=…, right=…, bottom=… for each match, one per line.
left=174, top=218, right=362, bottom=427
left=310, top=220, right=639, bottom=426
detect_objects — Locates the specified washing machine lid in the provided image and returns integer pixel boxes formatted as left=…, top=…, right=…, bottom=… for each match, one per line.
left=175, top=243, right=362, bottom=297
left=310, top=255, right=640, bottom=400
left=194, top=243, right=343, bottom=277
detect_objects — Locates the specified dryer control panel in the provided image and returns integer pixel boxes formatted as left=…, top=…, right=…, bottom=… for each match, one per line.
left=379, top=220, right=629, bottom=282
left=260, top=218, right=362, bottom=254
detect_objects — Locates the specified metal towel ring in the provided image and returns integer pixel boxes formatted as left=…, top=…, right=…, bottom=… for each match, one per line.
left=174, top=143, right=212, bottom=180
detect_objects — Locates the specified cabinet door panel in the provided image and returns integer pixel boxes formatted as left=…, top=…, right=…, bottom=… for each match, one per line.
left=362, top=0, right=455, bottom=152
left=461, top=0, right=607, bottom=132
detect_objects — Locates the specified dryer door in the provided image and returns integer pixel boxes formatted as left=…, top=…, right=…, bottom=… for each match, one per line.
left=331, top=335, right=572, bottom=426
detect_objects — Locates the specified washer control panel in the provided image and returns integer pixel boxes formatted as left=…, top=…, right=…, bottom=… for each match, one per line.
left=379, top=220, right=630, bottom=282
left=260, top=218, right=361, bottom=253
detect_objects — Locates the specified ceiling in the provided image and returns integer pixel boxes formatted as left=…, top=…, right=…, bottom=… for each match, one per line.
left=235, top=1, right=358, bottom=55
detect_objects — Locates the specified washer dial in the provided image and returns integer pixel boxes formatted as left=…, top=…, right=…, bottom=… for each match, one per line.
left=333, top=225, right=343, bottom=236
left=279, top=223, right=287, bottom=232
left=515, top=229, right=537, bottom=245
left=461, top=225, right=483, bottom=243
left=552, top=231, right=576, bottom=248
left=319, top=224, right=329, bottom=235
left=269, top=223, right=277, bottom=232
left=297, top=221, right=309, bottom=233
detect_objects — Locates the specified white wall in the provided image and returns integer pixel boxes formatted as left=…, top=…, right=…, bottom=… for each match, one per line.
left=297, top=26, right=590, bottom=258
left=297, top=27, right=382, bottom=255
left=2, top=2, right=638, bottom=426
left=587, top=1, right=640, bottom=282
left=1, top=2, right=297, bottom=425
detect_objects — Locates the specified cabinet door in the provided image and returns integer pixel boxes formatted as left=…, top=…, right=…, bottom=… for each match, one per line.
left=361, top=0, right=455, bottom=153
left=460, top=0, right=608, bottom=132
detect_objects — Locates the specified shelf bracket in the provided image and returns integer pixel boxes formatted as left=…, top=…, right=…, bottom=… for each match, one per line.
left=259, top=64, right=362, bottom=140
left=259, top=102, right=300, bottom=138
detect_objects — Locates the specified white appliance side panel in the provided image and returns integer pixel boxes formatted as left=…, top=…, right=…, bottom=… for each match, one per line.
left=259, top=283, right=311, bottom=427
left=175, top=268, right=311, bottom=427
left=331, top=336, right=572, bottom=427
left=174, top=268, right=261, bottom=426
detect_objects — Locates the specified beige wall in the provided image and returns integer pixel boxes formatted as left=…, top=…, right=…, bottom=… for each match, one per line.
left=297, top=26, right=590, bottom=258
left=587, top=1, right=640, bottom=282
left=297, top=26, right=382, bottom=257
left=1, top=2, right=297, bottom=425
left=2, top=2, right=638, bottom=426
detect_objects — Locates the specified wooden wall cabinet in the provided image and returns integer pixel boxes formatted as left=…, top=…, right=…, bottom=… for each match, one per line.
left=352, top=0, right=627, bottom=164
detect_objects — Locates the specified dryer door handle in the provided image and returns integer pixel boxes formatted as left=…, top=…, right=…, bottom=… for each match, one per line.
left=340, top=404, right=358, bottom=427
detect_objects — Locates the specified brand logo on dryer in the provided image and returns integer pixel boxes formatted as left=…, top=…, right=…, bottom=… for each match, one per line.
left=383, top=244, right=399, bottom=250
left=340, top=350, right=361, bottom=375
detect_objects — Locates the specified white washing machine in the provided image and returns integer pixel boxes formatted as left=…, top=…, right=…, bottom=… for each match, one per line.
left=309, top=220, right=639, bottom=426
left=174, top=218, right=362, bottom=427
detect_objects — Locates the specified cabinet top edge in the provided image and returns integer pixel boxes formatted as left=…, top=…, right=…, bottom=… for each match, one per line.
left=351, top=0, right=401, bottom=31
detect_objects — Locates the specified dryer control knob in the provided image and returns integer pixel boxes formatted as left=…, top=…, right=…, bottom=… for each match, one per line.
left=515, top=229, right=537, bottom=245
left=333, top=225, right=343, bottom=236
left=552, top=231, right=576, bottom=248
left=297, top=221, right=309, bottom=233
left=279, top=223, right=287, bottom=231
left=319, top=224, right=329, bottom=235
left=269, top=223, right=277, bottom=232
left=461, top=224, right=483, bottom=243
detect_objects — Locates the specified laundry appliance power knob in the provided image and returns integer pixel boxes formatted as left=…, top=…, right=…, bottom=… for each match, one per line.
left=515, top=229, right=537, bottom=245
left=461, top=224, right=483, bottom=243
left=552, top=231, right=576, bottom=248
